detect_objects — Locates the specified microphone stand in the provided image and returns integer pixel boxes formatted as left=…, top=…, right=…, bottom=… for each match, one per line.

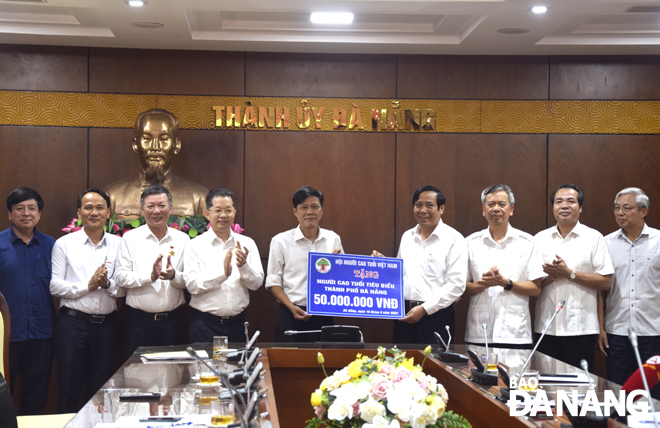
left=482, top=323, right=489, bottom=373
left=187, top=347, right=249, bottom=428
left=579, top=359, right=594, bottom=390
left=239, top=322, right=249, bottom=367
left=629, top=327, right=660, bottom=428
left=516, top=299, right=565, bottom=384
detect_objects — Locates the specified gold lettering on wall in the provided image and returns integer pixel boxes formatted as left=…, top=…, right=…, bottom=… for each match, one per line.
left=2, top=91, right=660, bottom=134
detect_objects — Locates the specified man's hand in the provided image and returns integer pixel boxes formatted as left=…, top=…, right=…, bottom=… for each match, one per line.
left=542, top=254, right=571, bottom=278
left=158, top=255, right=176, bottom=281
left=151, top=254, right=164, bottom=282
left=598, top=330, right=609, bottom=357
left=400, top=305, right=427, bottom=324
left=372, top=250, right=385, bottom=257
left=476, top=266, right=507, bottom=288
left=88, top=265, right=107, bottom=291
left=332, top=248, right=342, bottom=255
left=223, top=249, right=233, bottom=277
left=291, top=305, right=312, bottom=321
left=235, top=242, right=248, bottom=267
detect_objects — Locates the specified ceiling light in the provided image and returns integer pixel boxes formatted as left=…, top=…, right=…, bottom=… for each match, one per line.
left=131, top=22, right=164, bottom=28
left=127, top=0, right=145, bottom=6
left=310, top=12, right=354, bottom=25
left=531, top=6, right=547, bottom=14
left=497, top=28, right=530, bottom=34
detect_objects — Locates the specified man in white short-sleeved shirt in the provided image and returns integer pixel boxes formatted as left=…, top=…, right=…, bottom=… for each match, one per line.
left=266, top=186, right=343, bottom=342
left=115, top=185, right=190, bottom=359
left=464, top=184, right=544, bottom=349
left=185, top=188, right=263, bottom=343
left=535, top=183, right=613, bottom=369
left=598, top=187, right=660, bottom=398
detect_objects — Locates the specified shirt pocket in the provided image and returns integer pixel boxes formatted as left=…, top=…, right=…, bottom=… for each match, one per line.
left=423, top=253, right=445, bottom=279
left=635, top=250, right=660, bottom=298
left=499, top=305, right=528, bottom=340
left=36, top=255, right=50, bottom=279
left=468, top=304, right=489, bottom=337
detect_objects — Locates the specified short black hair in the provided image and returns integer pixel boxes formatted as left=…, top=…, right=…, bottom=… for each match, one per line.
left=7, top=187, right=44, bottom=212
left=551, top=183, right=584, bottom=207
left=206, top=188, right=236, bottom=210
left=412, top=185, right=445, bottom=207
left=140, top=185, right=172, bottom=208
left=77, top=188, right=111, bottom=210
left=292, top=186, right=324, bottom=208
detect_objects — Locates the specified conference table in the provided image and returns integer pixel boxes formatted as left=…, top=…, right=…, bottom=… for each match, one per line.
left=63, top=342, right=638, bottom=428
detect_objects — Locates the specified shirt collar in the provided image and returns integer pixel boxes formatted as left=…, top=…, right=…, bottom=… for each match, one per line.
left=482, top=223, right=514, bottom=244
left=414, top=218, right=444, bottom=241
left=552, top=221, right=583, bottom=238
left=79, top=228, right=108, bottom=247
left=294, top=225, right=324, bottom=242
left=9, top=224, right=40, bottom=245
left=145, top=224, right=171, bottom=242
left=138, top=168, right=173, bottom=190
left=210, top=228, right=235, bottom=246
left=616, top=222, right=649, bottom=243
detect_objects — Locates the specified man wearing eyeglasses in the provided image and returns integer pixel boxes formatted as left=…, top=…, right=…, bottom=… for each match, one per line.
left=598, top=187, right=660, bottom=398
left=184, top=188, right=263, bottom=343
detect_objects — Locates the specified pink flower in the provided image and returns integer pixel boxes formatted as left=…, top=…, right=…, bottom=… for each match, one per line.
left=369, top=375, right=391, bottom=400
left=315, top=405, right=325, bottom=418
left=231, top=223, right=244, bottom=234
left=379, top=364, right=394, bottom=376
left=61, top=227, right=71, bottom=233
left=170, top=222, right=179, bottom=230
left=112, top=224, right=120, bottom=231
left=351, top=402, right=360, bottom=417
left=182, top=225, right=189, bottom=232
left=72, top=226, right=82, bottom=232
left=392, top=367, right=413, bottom=383
left=207, top=223, right=211, bottom=231
left=122, top=229, right=131, bottom=236
left=417, top=376, right=429, bottom=393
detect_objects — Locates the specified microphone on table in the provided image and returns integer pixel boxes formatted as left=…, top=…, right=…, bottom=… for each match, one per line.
left=433, top=327, right=468, bottom=363
left=623, top=328, right=660, bottom=428
left=482, top=322, right=489, bottom=371
left=227, top=330, right=260, bottom=362
left=580, top=359, right=594, bottom=389
left=239, top=322, right=249, bottom=367
left=187, top=347, right=248, bottom=428
left=445, top=325, right=452, bottom=349
left=515, top=299, right=565, bottom=386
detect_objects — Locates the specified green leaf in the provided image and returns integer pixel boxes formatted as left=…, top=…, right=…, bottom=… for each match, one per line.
left=438, top=411, right=472, bottom=428
left=189, top=229, right=198, bottom=238
left=130, top=219, right=140, bottom=228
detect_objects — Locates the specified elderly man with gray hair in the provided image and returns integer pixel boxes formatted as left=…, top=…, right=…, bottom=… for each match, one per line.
left=463, top=184, right=544, bottom=349
left=598, top=187, right=660, bottom=398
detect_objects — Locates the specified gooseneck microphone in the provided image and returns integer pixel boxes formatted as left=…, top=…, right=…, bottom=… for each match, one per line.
left=434, top=331, right=448, bottom=351
left=445, top=325, right=452, bottom=350
left=187, top=347, right=248, bottom=428
left=482, top=323, right=489, bottom=372
left=516, top=299, right=565, bottom=385
left=626, top=328, right=659, bottom=428
left=579, top=359, right=594, bottom=389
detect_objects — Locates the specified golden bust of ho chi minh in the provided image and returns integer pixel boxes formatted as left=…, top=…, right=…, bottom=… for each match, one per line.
left=104, top=108, right=209, bottom=220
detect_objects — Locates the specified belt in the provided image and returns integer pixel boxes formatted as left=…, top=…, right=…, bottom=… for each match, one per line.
left=195, top=308, right=245, bottom=326
left=405, top=300, right=424, bottom=311
left=60, top=307, right=116, bottom=324
left=130, top=305, right=182, bottom=321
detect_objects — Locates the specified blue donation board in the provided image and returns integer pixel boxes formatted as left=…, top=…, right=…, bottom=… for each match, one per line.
left=307, top=252, right=404, bottom=319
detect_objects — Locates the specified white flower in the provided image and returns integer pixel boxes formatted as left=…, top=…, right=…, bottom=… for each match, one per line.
left=330, top=381, right=370, bottom=404
left=409, top=402, right=435, bottom=428
left=327, top=399, right=353, bottom=421
left=386, top=383, right=413, bottom=420
left=359, top=398, right=386, bottom=423
left=364, top=415, right=401, bottom=428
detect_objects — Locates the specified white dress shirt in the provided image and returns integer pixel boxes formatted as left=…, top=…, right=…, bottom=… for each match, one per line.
left=265, top=226, right=343, bottom=307
left=115, top=224, right=189, bottom=313
left=185, top=229, right=264, bottom=316
left=465, top=225, right=545, bottom=344
left=397, top=220, right=468, bottom=315
left=50, top=229, right=124, bottom=315
left=534, top=222, right=614, bottom=336
left=605, top=224, right=660, bottom=336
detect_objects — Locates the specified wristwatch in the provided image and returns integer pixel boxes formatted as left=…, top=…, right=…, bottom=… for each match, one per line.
left=570, top=269, right=577, bottom=280
left=504, top=279, right=514, bottom=291
left=101, top=279, right=111, bottom=289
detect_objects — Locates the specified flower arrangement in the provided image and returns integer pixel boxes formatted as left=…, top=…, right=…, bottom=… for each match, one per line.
left=62, top=214, right=244, bottom=239
left=307, top=347, right=471, bottom=428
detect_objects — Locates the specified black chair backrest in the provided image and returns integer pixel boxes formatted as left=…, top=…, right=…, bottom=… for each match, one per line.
left=0, top=371, right=17, bottom=428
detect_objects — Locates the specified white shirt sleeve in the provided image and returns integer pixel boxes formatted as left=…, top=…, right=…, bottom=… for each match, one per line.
left=422, top=237, right=468, bottom=315
left=49, top=239, right=90, bottom=299
left=115, top=237, right=153, bottom=289
left=236, top=238, right=264, bottom=291
left=265, top=237, right=284, bottom=290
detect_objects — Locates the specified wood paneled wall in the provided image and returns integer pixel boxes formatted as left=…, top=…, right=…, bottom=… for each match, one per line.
left=2, top=46, right=660, bottom=410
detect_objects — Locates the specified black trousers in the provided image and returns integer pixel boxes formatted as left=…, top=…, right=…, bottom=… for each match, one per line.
left=8, top=338, right=52, bottom=415
left=189, top=308, right=246, bottom=343
left=54, top=310, right=118, bottom=413
left=124, top=306, right=184, bottom=360
left=274, top=305, right=333, bottom=342
left=393, top=303, right=454, bottom=345
left=607, top=333, right=660, bottom=400
left=535, top=333, right=596, bottom=370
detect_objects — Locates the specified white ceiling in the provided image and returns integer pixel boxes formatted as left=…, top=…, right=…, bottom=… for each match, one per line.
left=0, top=0, right=660, bottom=55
